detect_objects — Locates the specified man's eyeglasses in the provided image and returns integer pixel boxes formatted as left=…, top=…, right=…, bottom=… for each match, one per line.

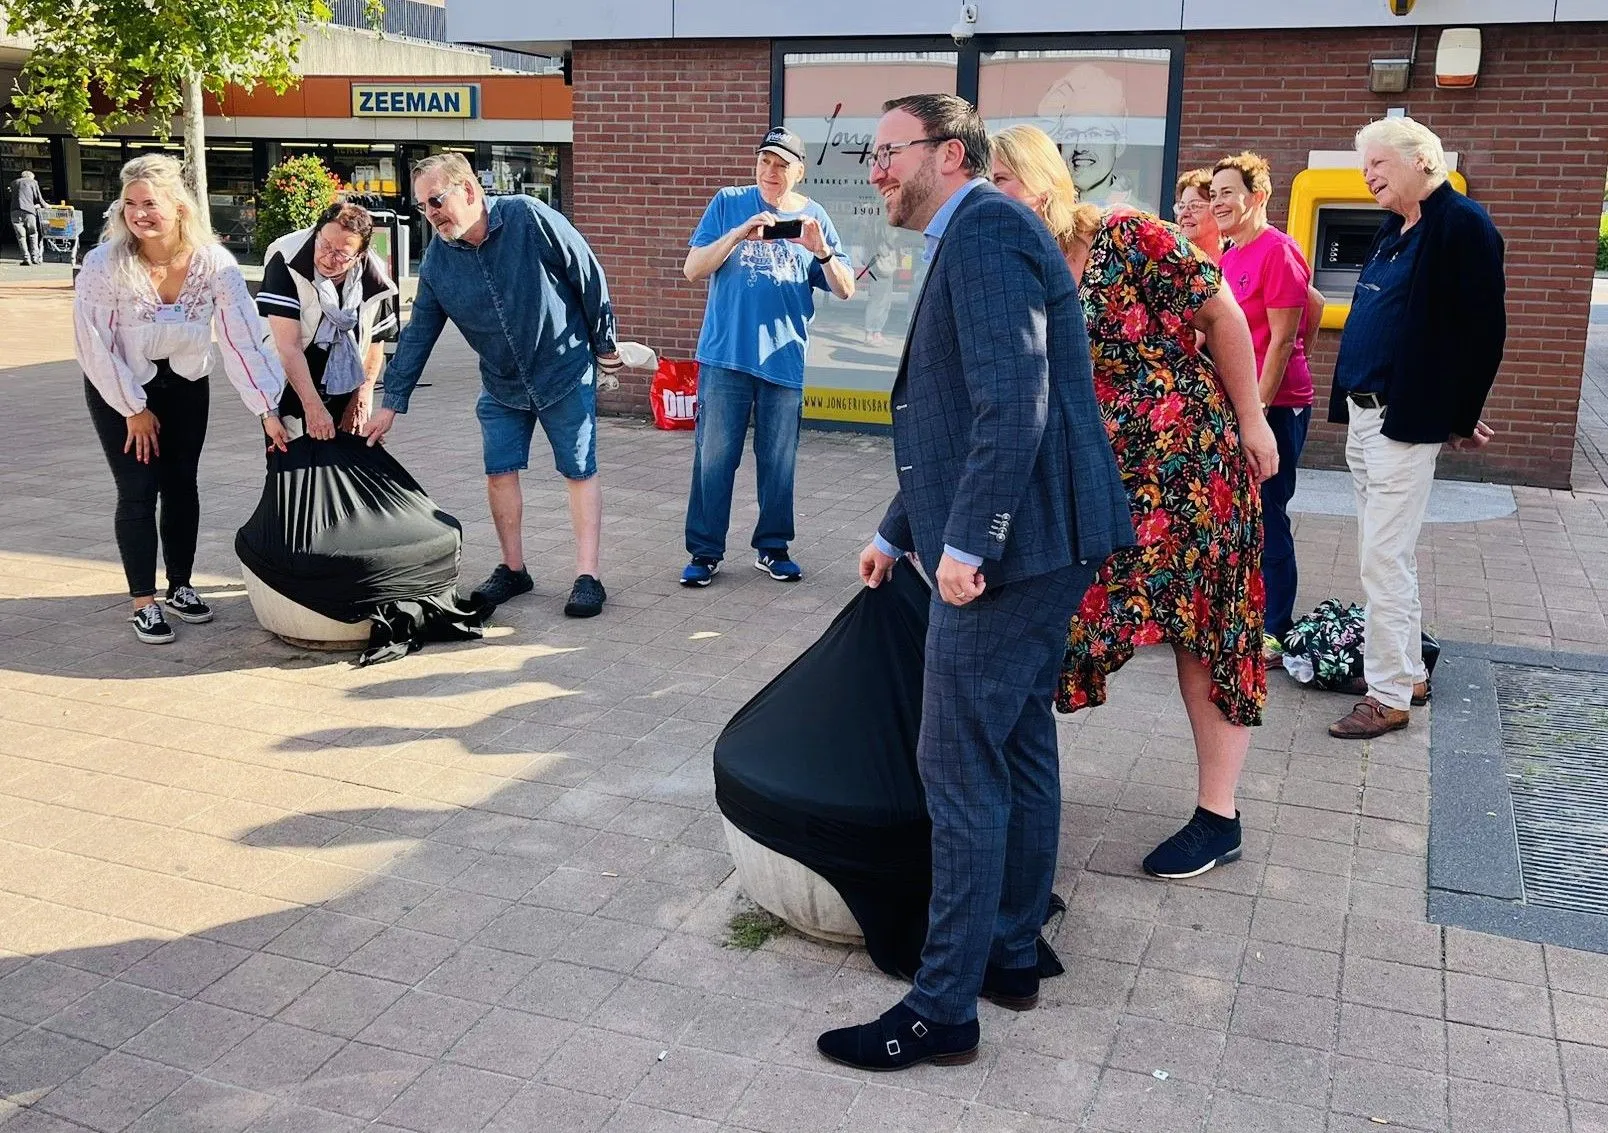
left=314, top=237, right=361, bottom=267
left=415, top=182, right=465, bottom=211
left=870, top=137, right=950, bottom=172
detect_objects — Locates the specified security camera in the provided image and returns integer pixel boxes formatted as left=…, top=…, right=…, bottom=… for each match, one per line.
left=1384, top=0, right=1415, bottom=15
left=951, top=3, right=978, bottom=43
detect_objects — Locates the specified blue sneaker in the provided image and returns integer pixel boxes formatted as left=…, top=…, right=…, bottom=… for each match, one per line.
left=755, top=549, right=803, bottom=581
left=680, top=557, right=720, bottom=587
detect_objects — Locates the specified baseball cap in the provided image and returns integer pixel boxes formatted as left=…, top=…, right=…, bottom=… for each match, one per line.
left=757, top=127, right=807, bottom=164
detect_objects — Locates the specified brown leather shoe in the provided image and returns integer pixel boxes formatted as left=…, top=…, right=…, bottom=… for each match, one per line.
left=1337, top=677, right=1430, bottom=706
left=1329, top=696, right=1410, bottom=739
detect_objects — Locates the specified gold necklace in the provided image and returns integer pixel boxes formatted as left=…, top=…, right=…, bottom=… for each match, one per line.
left=139, top=245, right=187, bottom=270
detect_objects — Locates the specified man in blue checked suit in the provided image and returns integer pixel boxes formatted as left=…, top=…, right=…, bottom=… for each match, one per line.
left=817, top=94, right=1133, bottom=1072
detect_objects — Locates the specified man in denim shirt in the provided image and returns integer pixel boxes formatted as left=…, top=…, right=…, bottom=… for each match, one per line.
left=366, top=154, right=621, bottom=618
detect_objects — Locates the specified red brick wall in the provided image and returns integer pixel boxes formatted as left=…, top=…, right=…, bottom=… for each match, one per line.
left=570, top=40, right=772, bottom=413
left=1179, top=25, right=1608, bottom=489
left=569, top=30, right=1608, bottom=487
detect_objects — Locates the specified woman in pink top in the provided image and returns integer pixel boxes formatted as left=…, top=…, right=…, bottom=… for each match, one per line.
left=1211, top=152, right=1314, bottom=660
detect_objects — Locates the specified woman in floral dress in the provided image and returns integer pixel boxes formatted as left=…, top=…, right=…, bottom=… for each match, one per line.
left=990, top=125, right=1278, bottom=880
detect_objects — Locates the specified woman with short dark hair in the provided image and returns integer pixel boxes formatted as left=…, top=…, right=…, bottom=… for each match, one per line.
left=257, top=200, right=398, bottom=439
left=1174, top=168, right=1222, bottom=263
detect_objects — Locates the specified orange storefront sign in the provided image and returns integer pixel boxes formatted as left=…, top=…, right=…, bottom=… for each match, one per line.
left=204, top=74, right=572, bottom=120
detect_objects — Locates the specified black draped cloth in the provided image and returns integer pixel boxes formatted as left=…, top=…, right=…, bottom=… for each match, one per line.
left=235, top=434, right=485, bottom=665
left=713, top=559, right=1064, bottom=979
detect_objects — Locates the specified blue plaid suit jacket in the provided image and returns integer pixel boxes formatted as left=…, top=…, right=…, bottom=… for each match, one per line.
left=877, top=183, right=1134, bottom=585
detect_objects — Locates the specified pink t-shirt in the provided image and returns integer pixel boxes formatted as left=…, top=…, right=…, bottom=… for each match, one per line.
left=1220, top=227, right=1313, bottom=409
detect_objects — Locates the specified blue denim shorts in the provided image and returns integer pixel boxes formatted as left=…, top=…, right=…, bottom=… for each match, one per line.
left=477, top=379, right=597, bottom=480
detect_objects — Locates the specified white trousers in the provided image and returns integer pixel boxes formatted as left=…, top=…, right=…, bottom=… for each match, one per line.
left=1345, top=405, right=1441, bottom=711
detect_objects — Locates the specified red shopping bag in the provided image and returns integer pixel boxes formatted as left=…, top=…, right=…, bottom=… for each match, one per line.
left=650, top=359, right=700, bottom=431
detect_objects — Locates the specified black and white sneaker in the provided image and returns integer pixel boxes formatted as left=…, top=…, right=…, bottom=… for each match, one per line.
left=131, top=604, right=175, bottom=645
left=163, top=584, right=214, bottom=624
left=1143, top=807, right=1243, bottom=879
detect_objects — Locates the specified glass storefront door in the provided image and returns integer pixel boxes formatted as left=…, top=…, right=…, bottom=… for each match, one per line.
left=779, top=50, right=959, bottom=426
left=776, top=38, right=1181, bottom=427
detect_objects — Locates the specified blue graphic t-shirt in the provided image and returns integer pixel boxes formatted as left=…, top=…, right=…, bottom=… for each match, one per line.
left=689, top=185, right=846, bottom=389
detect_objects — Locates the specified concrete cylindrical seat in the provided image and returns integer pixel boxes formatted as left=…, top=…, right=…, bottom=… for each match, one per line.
left=240, top=562, right=370, bottom=650
left=722, top=818, right=863, bottom=945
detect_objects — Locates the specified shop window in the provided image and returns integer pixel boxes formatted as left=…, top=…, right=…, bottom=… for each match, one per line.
left=779, top=50, right=959, bottom=427
left=487, top=144, right=560, bottom=204
left=977, top=48, right=1178, bottom=214
left=206, top=142, right=257, bottom=253
left=1, top=137, right=57, bottom=258
left=775, top=38, right=1180, bottom=428
left=75, top=139, right=127, bottom=245
left=331, top=143, right=400, bottom=197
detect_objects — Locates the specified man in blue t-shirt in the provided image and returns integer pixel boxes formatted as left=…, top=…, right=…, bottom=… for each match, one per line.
left=678, top=126, right=855, bottom=586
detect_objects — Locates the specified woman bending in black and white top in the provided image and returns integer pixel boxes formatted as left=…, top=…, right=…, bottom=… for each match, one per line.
left=256, top=200, right=398, bottom=440
left=74, top=154, right=289, bottom=645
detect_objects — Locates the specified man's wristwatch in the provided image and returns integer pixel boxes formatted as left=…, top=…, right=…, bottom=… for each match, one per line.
left=814, top=250, right=834, bottom=263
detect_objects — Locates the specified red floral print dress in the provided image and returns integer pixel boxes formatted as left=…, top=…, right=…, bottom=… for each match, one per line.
left=1056, top=209, right=1267, bottom=727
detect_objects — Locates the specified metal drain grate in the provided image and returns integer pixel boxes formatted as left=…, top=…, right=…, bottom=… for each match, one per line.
left=1497, top=664, right=1608, bottom=917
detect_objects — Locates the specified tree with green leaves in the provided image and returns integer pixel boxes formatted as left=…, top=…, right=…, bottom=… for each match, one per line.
left=3, top=0, right=380, bottom=205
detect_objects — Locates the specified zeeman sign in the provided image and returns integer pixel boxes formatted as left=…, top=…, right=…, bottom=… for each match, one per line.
left=351, top=84, right=481, bottom=118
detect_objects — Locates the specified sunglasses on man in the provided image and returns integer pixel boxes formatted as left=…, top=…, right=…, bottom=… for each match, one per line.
left=415, top=182, right=466, bottom=211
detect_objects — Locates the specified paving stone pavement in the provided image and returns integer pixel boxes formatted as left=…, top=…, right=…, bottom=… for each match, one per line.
left=2, top=276, right=1607, bottom=1132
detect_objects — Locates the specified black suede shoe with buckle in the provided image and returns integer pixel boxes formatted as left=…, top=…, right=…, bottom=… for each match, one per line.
left=817, top=1002, right=979, bottom=1072
left=980, top=963, right=1040, bottom=1011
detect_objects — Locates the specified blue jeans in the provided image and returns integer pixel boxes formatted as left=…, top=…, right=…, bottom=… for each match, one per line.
left=684, top=365, right=802, bottom=560
left=1261, top=405, right=1310, bottom=640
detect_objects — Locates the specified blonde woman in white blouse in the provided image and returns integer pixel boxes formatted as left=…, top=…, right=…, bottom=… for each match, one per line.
left=74, top=154, right=289, bottom=645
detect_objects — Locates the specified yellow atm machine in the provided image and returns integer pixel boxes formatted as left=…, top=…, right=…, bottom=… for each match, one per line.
left=1287, top=162, right=1466, bottom=330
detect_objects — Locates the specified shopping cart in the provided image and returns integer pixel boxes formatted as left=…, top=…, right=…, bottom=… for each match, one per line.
left=40, top=205, right=83, bottom=266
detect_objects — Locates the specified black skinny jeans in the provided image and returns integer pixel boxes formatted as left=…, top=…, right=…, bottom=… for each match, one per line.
left=85, top=364, right=210, bottom=599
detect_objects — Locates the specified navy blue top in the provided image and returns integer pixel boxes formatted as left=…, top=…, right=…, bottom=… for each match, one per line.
left=1334, top=223, right=1423, bottom=396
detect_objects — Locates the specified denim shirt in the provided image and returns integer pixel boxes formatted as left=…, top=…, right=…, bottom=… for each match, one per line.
left=382, top=195, right=618, bottom=414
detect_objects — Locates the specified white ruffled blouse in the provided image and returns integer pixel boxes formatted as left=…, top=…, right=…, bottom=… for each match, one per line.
left=73, top=241, right=287, bottom=418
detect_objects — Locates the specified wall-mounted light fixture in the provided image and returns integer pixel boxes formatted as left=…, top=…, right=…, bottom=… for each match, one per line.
left=1369, top=26, right=1419, bottom=94
left=1369, top=58, right=1413, bottom=93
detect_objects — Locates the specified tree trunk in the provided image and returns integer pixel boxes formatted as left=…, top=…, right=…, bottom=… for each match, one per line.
left=181, top=74, right=208, bottom=216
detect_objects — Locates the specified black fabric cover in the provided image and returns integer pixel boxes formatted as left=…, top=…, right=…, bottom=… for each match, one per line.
left=235, top=434, right=484, bottom=665
left=714, top=560, right=1064, bottom=980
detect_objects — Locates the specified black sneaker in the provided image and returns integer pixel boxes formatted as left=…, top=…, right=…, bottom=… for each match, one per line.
left=1143, top=807, right=1243, bottom=879
left=473, top=564, right=534, bottom=609
left=163, top=584, right=214, bottom=624
left=130, top=604, right=175, bottom=645
left=564, top=574, right=606, bottom=618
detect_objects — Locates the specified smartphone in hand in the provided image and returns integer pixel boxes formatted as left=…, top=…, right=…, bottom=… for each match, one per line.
left=760, top=218, right=804, bottom=240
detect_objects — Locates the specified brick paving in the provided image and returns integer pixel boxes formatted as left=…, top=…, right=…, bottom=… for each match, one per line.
left=1, top=274, right=1606, bottom=1132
